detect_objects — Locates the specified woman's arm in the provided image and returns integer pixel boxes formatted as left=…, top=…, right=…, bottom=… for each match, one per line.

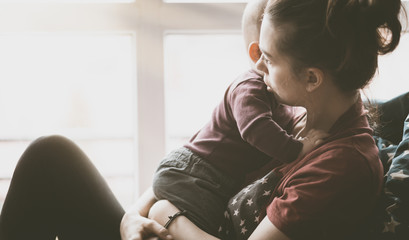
left=249, top=216, right=290, bottom=240
left=120, top=187, right=173, bottom=240
left=148, top=200, right=290, bottom=240
left=148, top=200, right=220, bottom=240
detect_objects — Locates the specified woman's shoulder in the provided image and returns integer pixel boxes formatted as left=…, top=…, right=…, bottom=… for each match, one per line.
left=270, top=133, right=384, bottom=240
left=312, top=132, right=380, bottom=168
left=297, top=133, right=383, bottom=187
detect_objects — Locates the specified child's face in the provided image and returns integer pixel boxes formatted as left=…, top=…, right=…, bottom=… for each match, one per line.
left=255, top=15, right=305, bottom=106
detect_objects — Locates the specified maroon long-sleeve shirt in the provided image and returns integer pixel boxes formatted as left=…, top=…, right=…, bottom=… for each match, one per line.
left=184, top=69, right=303, bottom=183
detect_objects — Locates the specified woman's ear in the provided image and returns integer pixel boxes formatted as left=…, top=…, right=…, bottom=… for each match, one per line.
left=248, top=41, right=262, bottom=64
left=305, top=68, right=324, bottom=92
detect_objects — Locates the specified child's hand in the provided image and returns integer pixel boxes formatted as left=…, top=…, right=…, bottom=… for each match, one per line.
left=298, top=129, right=329, bottom=158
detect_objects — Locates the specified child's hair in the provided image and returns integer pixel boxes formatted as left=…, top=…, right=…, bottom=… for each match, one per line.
left=242, top=0, right=268, bottom=48
left=265, top=0, right=406, bottom=92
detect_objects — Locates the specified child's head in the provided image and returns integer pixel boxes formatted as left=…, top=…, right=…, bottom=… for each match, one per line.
left=242, top=0, right=268, bottom=68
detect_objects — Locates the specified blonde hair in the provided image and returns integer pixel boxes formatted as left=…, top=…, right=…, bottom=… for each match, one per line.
left=242, top=0, right=268, bottom=48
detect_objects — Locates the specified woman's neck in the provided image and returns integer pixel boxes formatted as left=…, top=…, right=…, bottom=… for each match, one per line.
left=301, top=90, right=360, bottom=137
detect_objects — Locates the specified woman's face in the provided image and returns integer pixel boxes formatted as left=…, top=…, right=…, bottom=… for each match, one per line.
left=255, top=15, right=305, bottom=106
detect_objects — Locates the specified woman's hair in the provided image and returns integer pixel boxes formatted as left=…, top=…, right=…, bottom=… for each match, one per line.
left=265, top=0, right=405, bottom=92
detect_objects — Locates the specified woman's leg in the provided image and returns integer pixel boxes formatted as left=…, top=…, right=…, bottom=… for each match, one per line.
left=0, top=135, right=125, bottom=240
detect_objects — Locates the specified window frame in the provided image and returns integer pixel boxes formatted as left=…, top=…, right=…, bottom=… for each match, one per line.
left=0, top=0, right=246, bottom=199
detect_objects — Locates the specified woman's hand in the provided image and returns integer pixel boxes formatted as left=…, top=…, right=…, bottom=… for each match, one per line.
left=120, top=187, right=173, bottom=240
left=120, top=209, right=173, bottom=240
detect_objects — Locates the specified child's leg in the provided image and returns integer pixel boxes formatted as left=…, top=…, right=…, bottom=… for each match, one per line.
left=149, top=200, right=220, bottom=240
left=0, top=135, right=124, bottom=240
left=152, top=147, right=238, bottom=237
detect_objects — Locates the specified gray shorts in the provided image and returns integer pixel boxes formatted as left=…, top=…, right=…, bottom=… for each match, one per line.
left=152, top=147, right=239, bottom=237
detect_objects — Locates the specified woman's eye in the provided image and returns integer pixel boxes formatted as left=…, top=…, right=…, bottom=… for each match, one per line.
left=262, top=55, right=271, bottom=65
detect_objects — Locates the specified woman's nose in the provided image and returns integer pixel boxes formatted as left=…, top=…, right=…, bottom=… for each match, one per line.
left=255, top=57, right=267, bottom=74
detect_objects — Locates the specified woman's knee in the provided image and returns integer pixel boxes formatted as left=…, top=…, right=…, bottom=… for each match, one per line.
left=20, top=135, right=83, bottom=167
left=30, top=135, right=75, bottom=150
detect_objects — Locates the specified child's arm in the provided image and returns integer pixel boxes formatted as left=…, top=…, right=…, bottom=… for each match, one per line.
left=229, top=80, right=303, bottom=162
left=298, top=129, right=329, bottom=158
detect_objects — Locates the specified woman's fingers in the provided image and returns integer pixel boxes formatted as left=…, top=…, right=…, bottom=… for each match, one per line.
left=143, top=220, right=173, bottom=240
left=120, top=212, right=172, bottom=240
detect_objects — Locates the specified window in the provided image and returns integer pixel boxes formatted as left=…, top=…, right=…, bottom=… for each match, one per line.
left=164, top=34, right=248, bottom=152
left=0, top=0, right=246, bottom=209
left=0, top=0, right=133, bottom=2
left=0, top=33, right=136, bottom=207
left=365, top=33, right=409, bottom=101
left=0, top=0, right=408, bottom=211
left=164, top=0, right=247, bottom=2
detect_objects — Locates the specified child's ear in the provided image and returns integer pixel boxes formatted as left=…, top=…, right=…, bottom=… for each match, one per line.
left=248, top=41, right=262, bottom=64
left=305, top=68, right=324, bottom=92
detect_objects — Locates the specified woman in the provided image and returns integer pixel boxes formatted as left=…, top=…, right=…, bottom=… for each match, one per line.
left=121, top=0, right=405, bottom=239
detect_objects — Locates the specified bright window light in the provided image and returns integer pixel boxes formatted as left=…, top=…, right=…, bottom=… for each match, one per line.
left=0, top=34, right=134, bottom=139
left=365, top=33, right=409, bottom=101
left=0, top=33, right=136, bottom=207
left=164, top=34, right=249, bottom=153
left=164, top=0, right=247, bottom=2
left=0, top=0, right=134, bottom=2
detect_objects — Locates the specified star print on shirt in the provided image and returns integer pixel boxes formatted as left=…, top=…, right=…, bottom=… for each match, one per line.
left=383, top=217, right=401, bottom=233
left=243, top=187, right=251, bottom=194
left=218, top=168, right=282, bottom=240
left=224, top=210, right=230, bottom=219
left=258, top=177, right=268, bottom=184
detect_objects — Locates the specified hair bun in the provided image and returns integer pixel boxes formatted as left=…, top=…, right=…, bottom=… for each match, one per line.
left=363, top=0, right=403, bottom=54
left=327, top=0, right=403, bottom=55
left=358, top=0, right=401, bottom=24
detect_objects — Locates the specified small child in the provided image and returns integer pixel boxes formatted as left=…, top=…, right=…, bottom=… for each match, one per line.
left=151, top=0, right=327, bottom=237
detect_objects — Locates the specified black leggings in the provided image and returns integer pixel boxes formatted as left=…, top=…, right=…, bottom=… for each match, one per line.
left=0, top=135, right=125, bottom=240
